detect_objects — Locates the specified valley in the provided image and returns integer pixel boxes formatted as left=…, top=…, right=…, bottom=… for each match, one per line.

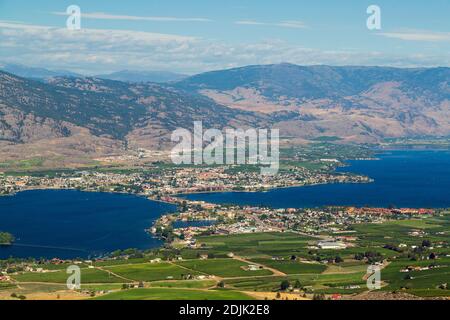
left=1, top=64, right=449, bottom=169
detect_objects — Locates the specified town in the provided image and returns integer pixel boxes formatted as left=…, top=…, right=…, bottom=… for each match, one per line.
left=0, top=146, right=448, bottom=301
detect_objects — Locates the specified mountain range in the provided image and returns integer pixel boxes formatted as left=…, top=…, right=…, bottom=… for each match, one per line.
left=0, top=63, right=449, bottom=168
left=177, top=63, right=450, bottom=143
left=0, top=63, right=82, bottom=80
left=0, top=70, right=266, bottom=167
left=96, top=70, right=187, bottom=83
left=0, top=64, right=187, bottom=84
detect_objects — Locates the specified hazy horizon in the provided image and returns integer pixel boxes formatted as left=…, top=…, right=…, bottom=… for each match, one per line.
left=1, top=0, right=449, bottom=74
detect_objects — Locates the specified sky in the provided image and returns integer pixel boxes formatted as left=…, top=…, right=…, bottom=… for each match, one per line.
left=0, top=0, right=449, bottom=75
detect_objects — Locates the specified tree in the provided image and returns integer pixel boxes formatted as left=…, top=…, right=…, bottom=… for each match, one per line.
left=334, top=256, right=344, bottom=263
left=294, top=280, right=302, bottom=289
left=0, top=232, right=14, bottom=245
left=111, top=250, right=122, bottom=257
left=280, top=280, right=290, bottom=291
left=422, top=240, right=432, bottom=248
left=354, top=253, right=364, bottom=260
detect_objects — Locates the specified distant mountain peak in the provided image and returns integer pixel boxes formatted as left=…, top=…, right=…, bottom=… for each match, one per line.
left=95, top=70, right=187, bottom=83
left=0, top=63, right=82, bottom=80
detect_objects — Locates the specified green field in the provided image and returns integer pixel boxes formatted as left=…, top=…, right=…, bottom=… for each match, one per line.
left=249, top=258, right=327, bottom=274
left=5, top=215, right=449, bottom=299
left=104, top=262, right=202, bottom=282
left=94, top=288, right=253, bottom=300
left=380, top=257, right=450, bottom=297
left=224, top=270, right=367, bottom=293
left=191, top=232, right=315, bottom=258
left=149, top=280, right=217, bottom=289
left=12, top=267, right=123, bottom=283
left=176, top=258, right=273, bottom=278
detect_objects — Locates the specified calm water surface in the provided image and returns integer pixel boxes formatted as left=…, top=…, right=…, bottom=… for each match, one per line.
left=2, top=150, right=449, bottom=259
left=0, top=190, right=175, bottom=259
left=183, top=150, right=450, bottom=209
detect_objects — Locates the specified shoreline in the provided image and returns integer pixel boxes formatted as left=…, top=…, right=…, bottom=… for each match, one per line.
left=173, top=179, right=374, bottom=199
left=2, top=149, right=449, bottom=260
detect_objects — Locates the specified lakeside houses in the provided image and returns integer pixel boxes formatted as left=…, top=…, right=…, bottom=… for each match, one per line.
left=154, top=198, right=438, bottom=242
left=0, top=164, right=440, bottom=251
left=0, top=163, right=371, bottom=198
left=346, top=207, right=434, bottom=216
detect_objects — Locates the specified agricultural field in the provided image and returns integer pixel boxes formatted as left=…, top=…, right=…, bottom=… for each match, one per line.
left=94, top=288, right=254, bottom=300
left=351, top=216, right=449, bottom=248
left=103, top=262, right=203, bottom=282
left=191, top=232, right=316, bottom=258
left=380, top=257, right=450, bottom=297
left=2, top=216, right=448, bottom=300
left=149, top=279, right=216, bottom=289
left=248, top=258, right=327, bottom=274
left=175, top=258, right=273, bottom=278
left=224, top=271, right=368, bottom=294
left=12, top=267, right=123, bottom=284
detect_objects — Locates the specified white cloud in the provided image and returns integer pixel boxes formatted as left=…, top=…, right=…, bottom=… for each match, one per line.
left=235, top=20, right=267, bottom=26
left=235, top=20, right=306, bottom=29
left=377, top=31, right=450, bottom=42
left=0, top=20, right=196, bottom=42
left=0, top=21, right=448, bottom=75
left=276, top=20, right=307, bottom=29
left=52, top=11, right=212, bottom=22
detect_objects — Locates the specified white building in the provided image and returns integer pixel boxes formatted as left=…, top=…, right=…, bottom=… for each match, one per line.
left=318, top=241, right=347, bottom=250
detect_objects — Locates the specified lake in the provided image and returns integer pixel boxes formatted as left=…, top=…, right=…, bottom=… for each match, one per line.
left=0, top=190, right=175, bottom=259
left=183, top=150, right=450, bottom=209
left=1, top=150, right=449, bottom=260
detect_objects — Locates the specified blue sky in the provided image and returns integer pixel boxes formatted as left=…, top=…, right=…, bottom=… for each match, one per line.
left=0, top=0, right=449, bottom=74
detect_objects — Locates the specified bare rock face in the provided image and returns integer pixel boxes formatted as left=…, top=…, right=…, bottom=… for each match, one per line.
left=177, top=64, right=450, bottom=142
left=0, top=70, right=267, bottom=167
left=0, top=104, right=72, bottom=143
left=0, top=64, right=449, bottom=168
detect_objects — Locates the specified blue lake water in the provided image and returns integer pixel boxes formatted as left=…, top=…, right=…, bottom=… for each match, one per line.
left=183, top=150, right=450, bottom=209
left=1, top=150, right=449, bottom=260
left=0, top=190, right=175, bottom=259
